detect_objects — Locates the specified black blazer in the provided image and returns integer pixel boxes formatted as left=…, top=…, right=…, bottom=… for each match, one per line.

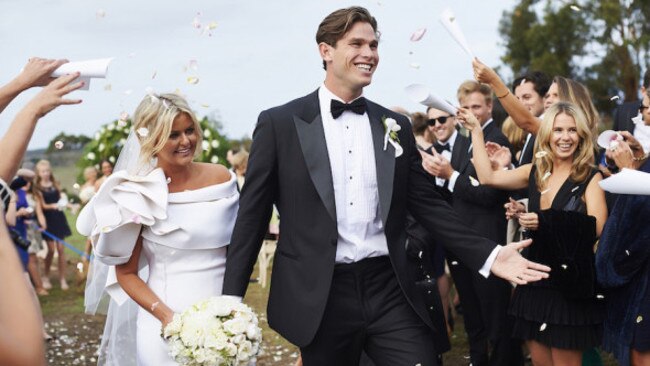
left=449, top=123, right=511, bottom=244
left=222, top=90, right=496, bottom=347
left=612, top=101, right=640, bottom=134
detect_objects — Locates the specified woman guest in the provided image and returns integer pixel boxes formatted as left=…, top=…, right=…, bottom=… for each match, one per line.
left=35, top=159, right=72, bottom=290
left=79, top=166, right=98, bottom=263
left=597, top=91, right=650, bottom=365
left=94, top=159, right=114, bottom=190
left=424, top=102, right=607, bottom=365
left=77, top=93, right=238, bottom=364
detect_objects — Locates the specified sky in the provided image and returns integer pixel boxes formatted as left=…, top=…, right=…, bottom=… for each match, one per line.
left=0, top=0, right=517, bottom=149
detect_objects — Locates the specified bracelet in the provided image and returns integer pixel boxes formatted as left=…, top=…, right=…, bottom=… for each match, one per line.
left=496, top=90, right=510, bottom=99
left=632, top=153, right=649, bottom=162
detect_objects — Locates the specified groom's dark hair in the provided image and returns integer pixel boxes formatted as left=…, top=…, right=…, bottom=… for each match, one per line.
left=316, top=6, right=378, bottom=70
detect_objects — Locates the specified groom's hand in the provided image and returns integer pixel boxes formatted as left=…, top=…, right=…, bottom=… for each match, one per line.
left=490, top=239, right=550, bottom=285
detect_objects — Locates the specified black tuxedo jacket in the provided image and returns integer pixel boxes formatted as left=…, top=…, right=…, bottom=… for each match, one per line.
left=449, top=123, right=511, bottom=244
left=612, top=100, right=640, bottom=134
left=222, top=90, right=496, bottom=347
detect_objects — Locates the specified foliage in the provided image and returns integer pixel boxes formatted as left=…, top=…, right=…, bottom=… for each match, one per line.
left=499, top=0, right=650, bottom=114
left=76, top=115, right=231, bottom=181
left=46, top=132, right=91, bottom=153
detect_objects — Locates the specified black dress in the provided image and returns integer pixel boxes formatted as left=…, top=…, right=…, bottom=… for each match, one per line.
left=509, top=167, right=604, bottom=349
left=41, top=185, right=71, bottom=239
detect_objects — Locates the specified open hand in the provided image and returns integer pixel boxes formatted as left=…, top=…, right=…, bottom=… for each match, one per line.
left=485, top=141, right=512, bottom=170
left=25, top=72, right=83, bottom=118
left=491, top=239, right=550, bottom=285
left=15, top=58, right=68, bottom=90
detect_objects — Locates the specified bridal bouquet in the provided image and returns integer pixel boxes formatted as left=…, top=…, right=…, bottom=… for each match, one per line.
left=163, top=297, right=262, bottom=366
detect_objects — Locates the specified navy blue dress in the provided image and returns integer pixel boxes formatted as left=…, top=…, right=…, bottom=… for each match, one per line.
left=10, top=189, right=29, bottom=271
left=41, top=185, right=71, bottom=240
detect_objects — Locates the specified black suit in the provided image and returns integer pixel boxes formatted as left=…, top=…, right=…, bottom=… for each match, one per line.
left=223, top=90, right=496, bottom=365
left=444, top=123, right=523, bottom=366
left=612, top=100, right=640, bottom=134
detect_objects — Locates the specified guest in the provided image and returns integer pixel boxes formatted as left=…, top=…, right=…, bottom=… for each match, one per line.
left=597, top=95, right=650, bottom=365
left=35, top=159, right=72, bottom=290
left=80, top=166, right=98, bottom=262
left=451, top=102, right=607, bottom=365
left=412, top=111, right=434, bottom=151
left=231, top=150, right=249, bottom=190
left=94, top=159, right=113, bottom=191
left=23, top=177, right=48, bottom=296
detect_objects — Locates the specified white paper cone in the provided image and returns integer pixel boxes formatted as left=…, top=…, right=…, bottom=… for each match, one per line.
left=52, top=58, right=113, bottom=78
left=597, top=130, right=622, bottom=149
left=405, top=84, right=457, bottom=115
left=599, top=168, right=650, bottom=195
left=439, top=8, right=474, bottom=58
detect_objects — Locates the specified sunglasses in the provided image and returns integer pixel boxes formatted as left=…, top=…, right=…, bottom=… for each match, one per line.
left=426, top=116, right=452, bottom=126
left=640, top=104, right=650, bottom=113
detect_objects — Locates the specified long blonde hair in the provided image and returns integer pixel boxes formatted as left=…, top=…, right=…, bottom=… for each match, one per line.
left=34, top=159, right=61, bottom=192
left=132, top=93, right=203, bottom=167
left=533, top=102, right=595, bottom=190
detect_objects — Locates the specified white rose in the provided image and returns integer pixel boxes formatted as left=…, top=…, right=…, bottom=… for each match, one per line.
left=202, top=140, right=210, bottom=150
left=223, top=317, right=248, bottom=335
left=231, top=334, right=245, bottom=344
left=86, top=152, right=96, bottom=161
left=385, top=117, right=400, bottom=132
left=246, top=323, right=262, bottom=341
left=237, top=340, right=254, bottom=361
left=94, top=132, right=100, bottom=140
left=204, top=329, right=228, bottom=350
left=163, top=314, right=183, bottom=338
left=211, top=139, right=220, bottom=148
left=208, top=300, right=233, bottom=317
left=224, top=342, right=237, bottom=357
left=204, top=129, right=211, bottom=138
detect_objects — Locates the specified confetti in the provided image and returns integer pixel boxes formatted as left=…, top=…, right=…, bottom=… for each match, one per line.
left=410, top=63, right=421, bottom=69
left=187, top=76, right=199, bottom=85
left=137, top=127, right=149, bottom=138
left=520, top=78, right=527, bottom=86
left=451, top=261, right=459, bottom=266
left=570, top=5, right=581, bottom=12
left=189, top=59, right=199, bottom=71
left=151, top=71, right=157, bottom=79
left=469, top=176, right=480, bottom=186
left=124, top=89, right=133, bottom=95
left=539, top=323, right=547, bottom=331
left=418, top=251, right=423, bottom=259
left=542, top=171, right=551, bottom=181
left=201, top=103, right=210, bottom=108
left=596, top=294, right=605, bottom=299
left=73, top=183, right=80, bottom=190
left=540, top=188, right=551, bottom=195
left=410, top=28, right=427, bottom=42
left=54, top=140, right=64, bottom=150
left=207, top=21, right=218, bottom=30
left=77, top=262, right=84, bottom=273
left=119, top=111, right=129, bottom=121
left=192, top=15, right=202, bottom=29
left=637, top=316, right=643, bottom=323
left=610, top=95, right=620, bottom=101
left=535, top=151, right=548, bottom=159
left=104, top=84, right=112, bottom=91
left=626, top=250, right=630, bottom=256
left=96, top=9, right=106, bottom=18
left=561, top=264, right=568, bottom=269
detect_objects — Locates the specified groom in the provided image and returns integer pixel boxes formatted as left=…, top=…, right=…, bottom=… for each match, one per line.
left=223, top=6, right=549, bottom=365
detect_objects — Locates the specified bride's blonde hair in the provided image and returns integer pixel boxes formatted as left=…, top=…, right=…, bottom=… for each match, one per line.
left=132, top=93, right=203, bottom=167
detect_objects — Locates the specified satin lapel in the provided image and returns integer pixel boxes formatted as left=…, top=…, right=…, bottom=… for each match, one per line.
left=455, top=134, right=472, bottom=173
left=367, top=104, right=394, bottom=226
left=293, top=113, right=337, bottom=222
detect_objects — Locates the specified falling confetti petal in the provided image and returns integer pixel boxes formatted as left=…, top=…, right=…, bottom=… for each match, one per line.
left=104, top=84, right=112, bottom=91
left=561, top=264, right=568, bottom=269
left=626, top=250, right=630, bottom=256
left=187, top=76, right=199, bottom=85
left=535, top=151, right=548, bottom=159
left=54, top=140, right=64, bottom=150
left=596, top=294, right=605, bottom=299
left=201, top=103, right=210, bottom=108
left=539, top=323, right=547, bottom=331
left=410, top=62, right=421, bottom=69
left=410, top=28, right=427, bottom=42
left=120, top=111, right=129, bottom=121
left=542, top=171, right=551, bottom=181
left=540, top=188, right=551, bottom=195
left=124, top=89, right=133, bottom=95
left=570, top=5, right=581, bottom=11
left=520, top=78, right=527, bottom=86
left=192, top=16, right=201, bottom=29
left=77, top=262, right=84, bottom=273
left=96, top=9, right=106, bottom=18
left=166, top=177, right=172, bottom=184
left=418, top=251, right=423, bottom=259
left=451, top=261, right=459, bottom=266
left=637, top=316, right=643, bottom=323
left=73, top=183, right=80, bottom=190
left=189, top=59, right=198, bottom=71
left=151, top=71, right=157, bottom=79
left=207, top=21, right=218, bottom=30
left=610, top=95, right=620, bottom=101
left=469, top=176, right=480, bottom=186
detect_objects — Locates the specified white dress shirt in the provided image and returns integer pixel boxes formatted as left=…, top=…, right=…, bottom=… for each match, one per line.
left=319, top=85, right=389, bottom=263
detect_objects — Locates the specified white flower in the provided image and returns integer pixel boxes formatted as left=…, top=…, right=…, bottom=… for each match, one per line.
left=204, top=129, right=211, bottom=138
left=237, top=340, right=253, bottom=361
left=107, top=123, right=115, bottom=131
left=137, top=127, right=149, bottom=138
left=246, top=323, right=262, bottom=341
left=211, top=139, right=220, bottom=148
left=98, top=143, right=105, bottom=152
left=384, top=118, right=399, bottom=132
left=94, top=132, right=100, bottom=140
left=164, top=314, right=183, bottom=338
left=202, top=140, right=210, bottom=150
left=223, top=317, right=248, bottom=335
left=382, top=117, right=403, bottom=157
left=224, top=343, right=238, bottom=357
left=210, top=155, right=219, bottom=164
left=86, top=152, right=96, bottom=161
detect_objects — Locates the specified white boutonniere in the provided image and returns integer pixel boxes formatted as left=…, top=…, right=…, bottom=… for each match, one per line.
left=382, top=117, right=403, bottom=157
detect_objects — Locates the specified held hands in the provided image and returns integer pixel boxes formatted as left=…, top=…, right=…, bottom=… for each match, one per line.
left=24, top=72, right=83, bottom=119
left=419, top=150, right=453, bottom=179
left=518, top=212, right=539, bottom=231
left=504, top=197, right=526, bottom=220
left=491, top=239, right=550, bottom=285
left=14, top=58, right=69, bottom=91
left=485, top=141, right=512, bottom=170
left=472, top=58, right=499, bottom=85
left=456, top=107, right=480, bottom=132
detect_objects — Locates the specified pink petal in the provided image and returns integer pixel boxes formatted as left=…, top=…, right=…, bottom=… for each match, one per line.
left=410, top=28, right=427, bottom=42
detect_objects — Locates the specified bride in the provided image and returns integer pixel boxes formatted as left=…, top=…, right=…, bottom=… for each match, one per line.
left=77, top=93, right=238, bottom=365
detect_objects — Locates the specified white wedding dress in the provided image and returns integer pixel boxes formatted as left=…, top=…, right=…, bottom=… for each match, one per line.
left=78, top=168, right=239, bottom=365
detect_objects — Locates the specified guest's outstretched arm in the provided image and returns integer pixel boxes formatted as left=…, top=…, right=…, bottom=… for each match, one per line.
left=0, top=58, right=68, bottom=115
left=0, top=72, right=82, bottom=183
left=472, top=58, right=540, bottom=135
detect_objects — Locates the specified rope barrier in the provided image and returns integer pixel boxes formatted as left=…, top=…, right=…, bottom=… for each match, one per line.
left=40, top=229, right=91, bottom=260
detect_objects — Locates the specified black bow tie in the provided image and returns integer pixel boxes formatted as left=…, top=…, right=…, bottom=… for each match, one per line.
left=330, top=98, right=367, bottom=119
left=434, top=143, right=451, bottom=154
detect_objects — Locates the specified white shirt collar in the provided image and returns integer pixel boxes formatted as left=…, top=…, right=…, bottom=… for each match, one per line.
left=319, top=83, right=365, bottom=117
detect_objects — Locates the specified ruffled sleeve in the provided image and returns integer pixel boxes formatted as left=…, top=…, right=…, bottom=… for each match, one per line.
left=76, top=168, right=178, bottom=265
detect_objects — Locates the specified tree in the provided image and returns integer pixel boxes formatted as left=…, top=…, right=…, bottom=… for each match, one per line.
left=499, top=0, right=650, bottom=115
